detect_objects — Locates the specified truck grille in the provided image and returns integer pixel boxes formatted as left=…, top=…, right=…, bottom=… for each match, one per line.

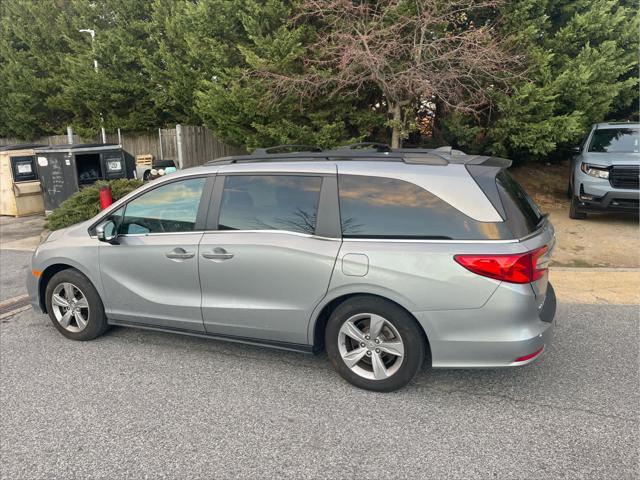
left=609, top=166, right=639, bottom=190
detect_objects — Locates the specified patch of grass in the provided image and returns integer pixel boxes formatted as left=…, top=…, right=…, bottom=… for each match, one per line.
left=551, top=259, right=608, bottom=268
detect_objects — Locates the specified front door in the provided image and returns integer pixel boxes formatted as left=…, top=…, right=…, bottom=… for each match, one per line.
left=199, top=173, right=341, bottom=345
left=99, top=176, right=211, bottom=331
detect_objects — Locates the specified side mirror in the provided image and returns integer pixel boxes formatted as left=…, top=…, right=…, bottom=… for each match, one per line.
left=569, top=146, right=581, bottom=154
left=96, top=220, right=118, bottom=243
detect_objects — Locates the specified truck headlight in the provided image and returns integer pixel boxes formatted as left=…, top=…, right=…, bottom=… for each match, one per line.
left=581, top=163, right=609, bottom=179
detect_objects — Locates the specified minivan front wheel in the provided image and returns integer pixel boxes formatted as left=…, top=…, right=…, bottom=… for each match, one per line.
left=45, top=269, right=109, bottom=341
left=325, top=296, right=427, bottom=391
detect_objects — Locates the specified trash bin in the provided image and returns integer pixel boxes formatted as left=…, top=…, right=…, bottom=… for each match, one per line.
left=0, top=144, right=46, bottom=217
left=34, top=144, right=135, bottom=212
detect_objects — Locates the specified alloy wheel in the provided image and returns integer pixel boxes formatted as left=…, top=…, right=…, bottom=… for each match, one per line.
left=51, top=282, right=90, bottom=333
left=337, top=313, right=404, bottom=380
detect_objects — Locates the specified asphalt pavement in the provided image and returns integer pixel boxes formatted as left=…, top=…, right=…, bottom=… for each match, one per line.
left=0, top=249, right=32, bottom=302
left=1, top=302, right=638, bottom=479
left=1, top=214, right=638, bottom=479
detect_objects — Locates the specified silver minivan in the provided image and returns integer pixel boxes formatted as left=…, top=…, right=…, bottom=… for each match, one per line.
left=27, top=146, right=556, bottom=391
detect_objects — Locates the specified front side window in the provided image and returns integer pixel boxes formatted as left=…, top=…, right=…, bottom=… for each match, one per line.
left=218, top=175, right=322, bottom=235
left=588, top=128, right=640, bottom=153
left=120, top=177, right=206, bottom=234
left=338, top=175, right=511, bottom=240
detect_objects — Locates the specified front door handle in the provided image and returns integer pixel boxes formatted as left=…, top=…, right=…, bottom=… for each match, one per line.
left=201, top=247, right=234, bottom=260
left=165, top=248, right=195, bottom=260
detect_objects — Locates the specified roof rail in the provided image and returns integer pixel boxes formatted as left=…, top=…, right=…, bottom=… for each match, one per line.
left=336, top=142, right=391, bottom=152
left=205, top=146, right=511, bottom=168
left=252, top=144, right=322, bottom=155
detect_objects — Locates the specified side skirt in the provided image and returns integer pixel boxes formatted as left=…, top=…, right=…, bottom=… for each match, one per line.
left=107, top=319, right=315, bottom=354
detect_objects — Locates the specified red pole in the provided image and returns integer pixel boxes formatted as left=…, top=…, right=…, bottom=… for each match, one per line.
left=99, top=185, right=113, bottom=210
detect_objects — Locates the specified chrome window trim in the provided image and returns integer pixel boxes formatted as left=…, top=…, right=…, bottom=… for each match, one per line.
left=118, top=231, right=206, bottom=237
left=201, top=229, right=340, bottom=242
left=342, top=237, right=519, bottom=244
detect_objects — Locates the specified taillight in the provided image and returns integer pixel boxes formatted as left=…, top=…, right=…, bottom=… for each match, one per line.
left=454, top=246, right=549, bottom=284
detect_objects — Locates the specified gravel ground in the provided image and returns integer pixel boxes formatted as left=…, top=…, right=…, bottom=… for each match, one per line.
left=1, top=303, right=638, bottom=480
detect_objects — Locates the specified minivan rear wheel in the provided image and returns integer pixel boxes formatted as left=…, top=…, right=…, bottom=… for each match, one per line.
left=45, top=269, right=109, bottom=341
left=325, top=296, right=427, bottom=392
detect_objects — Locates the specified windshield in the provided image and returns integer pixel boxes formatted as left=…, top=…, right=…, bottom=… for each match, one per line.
left=588, top=127, right=640, bottom=153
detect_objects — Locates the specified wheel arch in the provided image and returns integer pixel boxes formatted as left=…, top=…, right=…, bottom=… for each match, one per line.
left=38, top=263, right=96, bottom=313
left=310, top=291, right=431, bottom=360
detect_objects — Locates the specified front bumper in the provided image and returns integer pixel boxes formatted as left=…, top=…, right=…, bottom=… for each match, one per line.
left=576, top=188, right=639, bottom=213
left=25, top=267, right=42, bottom=313
left=578, top=173, right=639, bottom=213
left=414, top=282, right=556, bottom=368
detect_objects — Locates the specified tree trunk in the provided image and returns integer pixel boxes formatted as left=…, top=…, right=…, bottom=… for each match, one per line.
left=390, top=102, right=402, bottom=149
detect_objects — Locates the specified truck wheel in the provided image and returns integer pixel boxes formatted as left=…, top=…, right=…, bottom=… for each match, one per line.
left=569, top=195, right=587, bottom=219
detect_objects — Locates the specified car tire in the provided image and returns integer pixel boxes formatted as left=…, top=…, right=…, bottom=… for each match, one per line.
left=566, top=182, right=572, bottom=199
left=325, top=295, right=427, bottom=392
left=569, top=195, right=587, bottom=219
left=45, top=269, right=109, bottom=341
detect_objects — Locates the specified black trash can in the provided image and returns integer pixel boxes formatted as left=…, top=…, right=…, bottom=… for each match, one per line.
left=34, top=144, right=135, bottom=212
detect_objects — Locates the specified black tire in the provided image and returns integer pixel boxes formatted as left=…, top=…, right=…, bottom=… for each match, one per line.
left=569, top=195, right=587, bottom=219
left=45, top=269, right=109, bottom=341
left=325, top=295, right=428, bottom=392
left=566, top=182, right=572, bottom=200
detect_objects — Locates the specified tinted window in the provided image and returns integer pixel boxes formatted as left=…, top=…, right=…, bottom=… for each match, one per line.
left=218, top=175, right=322, bottom=234
left=120, top=177, right=206, bottom=234
left=495, top=171, right=542, bottom=237
left=338, top=175, right=511, bottom=240
left=588, top=128, right=640, bottom=153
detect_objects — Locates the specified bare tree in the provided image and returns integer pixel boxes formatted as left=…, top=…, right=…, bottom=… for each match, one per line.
left=256, top=0, right=522, bottom=147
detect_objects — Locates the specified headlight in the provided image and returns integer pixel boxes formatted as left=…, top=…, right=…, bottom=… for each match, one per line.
left=581, top=163, right=609, bottom=179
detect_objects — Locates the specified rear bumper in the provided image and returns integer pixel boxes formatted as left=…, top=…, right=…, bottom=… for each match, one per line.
left=414, top=282, right=556, bottom=368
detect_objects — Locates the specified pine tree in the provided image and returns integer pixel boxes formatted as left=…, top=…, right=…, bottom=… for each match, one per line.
left=442, top=0, right=639, bottom=161
left=0, top=0, right=74, bottom=138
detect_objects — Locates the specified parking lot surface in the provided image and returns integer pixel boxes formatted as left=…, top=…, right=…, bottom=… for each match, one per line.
left=1, top=302, right=638, bottom=479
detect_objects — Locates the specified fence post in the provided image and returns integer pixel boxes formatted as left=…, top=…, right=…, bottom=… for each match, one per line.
left=117, top=128, right=122, bottom=146
left=101, top=127, right=107, bottom=144
left=175, top=124, right=184, bottom=169
left=66, top=126, right=74, bottom=144
left=158, top=128, right=164, bottom=160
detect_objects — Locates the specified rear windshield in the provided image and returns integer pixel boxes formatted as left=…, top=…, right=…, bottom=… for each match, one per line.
left=495, top=171, right=542, bottom=237
left=588, top=127, right=640, bottom=153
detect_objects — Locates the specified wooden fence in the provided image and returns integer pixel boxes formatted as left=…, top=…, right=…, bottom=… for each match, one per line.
left=0, top=125, right=246, bottom=168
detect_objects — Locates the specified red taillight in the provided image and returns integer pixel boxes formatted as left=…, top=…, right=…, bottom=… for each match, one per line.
left=454, top=246, right=549, bottom=284
left=514, top=346, right=544, bottom=363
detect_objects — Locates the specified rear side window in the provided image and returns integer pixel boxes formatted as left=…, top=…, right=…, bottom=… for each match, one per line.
left=495, top=171, right=542, bottom=237
left=337, top=175, right=511, bottom=240
left=218, top=175, right=322, bottom=234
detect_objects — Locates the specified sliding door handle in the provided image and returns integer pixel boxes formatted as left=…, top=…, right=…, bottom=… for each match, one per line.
left=202, top=247, right=234, bottom=260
